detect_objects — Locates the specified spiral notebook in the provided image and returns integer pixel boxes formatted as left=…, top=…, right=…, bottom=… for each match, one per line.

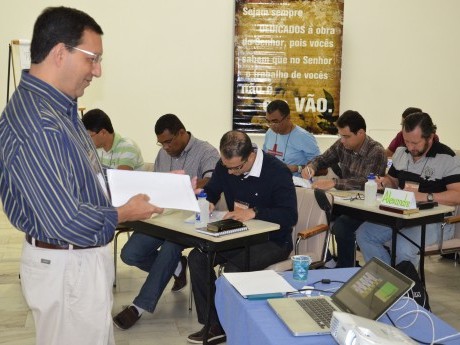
left=195, top=219, right=248, bottom=237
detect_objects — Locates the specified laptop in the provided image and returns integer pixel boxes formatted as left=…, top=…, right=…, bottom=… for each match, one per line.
left=267, top=257, right=414, bottom=336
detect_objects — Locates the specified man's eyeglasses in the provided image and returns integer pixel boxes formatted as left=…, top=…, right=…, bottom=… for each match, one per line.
left=66, top=45, right=103, bottom=64
left=89, top=131, right=100, bottom=138
left=221, top=159, right=247, bottom=171
left=349, top=193, right=364, bottom=201
left=157, top=134, right=177, bottom=147
left=264, top=116, right=288, bottom=126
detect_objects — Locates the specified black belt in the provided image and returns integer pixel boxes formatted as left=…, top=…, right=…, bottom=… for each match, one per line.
left=25, top=234, right=101, bottom=250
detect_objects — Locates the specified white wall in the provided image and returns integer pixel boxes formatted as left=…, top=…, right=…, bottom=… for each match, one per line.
left=1, top=0, right=459, bottom=162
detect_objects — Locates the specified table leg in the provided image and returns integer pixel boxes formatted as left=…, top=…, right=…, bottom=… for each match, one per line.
left=203, top=250, right=214, bottom=345
left=391, top=228, right=397, bottom=267
left=419, top=224, right=426, bottom=285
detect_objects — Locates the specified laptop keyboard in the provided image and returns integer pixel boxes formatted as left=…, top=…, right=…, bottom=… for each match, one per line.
left=296, top=298, right=335, bottom=329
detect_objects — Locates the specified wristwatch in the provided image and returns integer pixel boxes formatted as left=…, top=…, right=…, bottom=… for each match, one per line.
left=427, top=193, right=434, bottom=202
left=297, top=165, right=303, bottom=174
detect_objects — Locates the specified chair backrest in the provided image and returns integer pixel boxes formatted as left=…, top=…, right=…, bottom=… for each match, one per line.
left=294, top=187, right=333, bottom=267
left=425, top=205, right=460, bottom=256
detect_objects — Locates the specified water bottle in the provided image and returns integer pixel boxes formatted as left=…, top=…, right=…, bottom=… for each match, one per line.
left=364, top=173, right=377, bottom=206
left=195, top=191, right=209, bottom=229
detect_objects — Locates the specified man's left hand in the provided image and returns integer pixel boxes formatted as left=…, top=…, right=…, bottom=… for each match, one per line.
left=223, top=208, right=255, bottom=222
left=312, top=179, right=335, bottom=191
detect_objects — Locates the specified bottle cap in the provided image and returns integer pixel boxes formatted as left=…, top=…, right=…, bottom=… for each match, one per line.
left=367, top=173, right=375, bottom=180
left=198, top=191, right=207, bottom=198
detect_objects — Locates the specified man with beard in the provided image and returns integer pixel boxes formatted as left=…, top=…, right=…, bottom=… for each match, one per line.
left=356, top=112, right=460, bottom=266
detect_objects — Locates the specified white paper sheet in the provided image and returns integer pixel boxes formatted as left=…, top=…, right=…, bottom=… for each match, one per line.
left=106, top=169, right=199, bottom=212
left=222, top=270, right=297, bottom=298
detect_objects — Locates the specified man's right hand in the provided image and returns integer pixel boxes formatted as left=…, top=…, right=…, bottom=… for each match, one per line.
left=117, top=194, right=163, bottom=223
left=301, top=165, right=315, bottom=180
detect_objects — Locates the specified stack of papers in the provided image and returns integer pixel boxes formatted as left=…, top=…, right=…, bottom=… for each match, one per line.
left=222, top=270, right=297, bottom=299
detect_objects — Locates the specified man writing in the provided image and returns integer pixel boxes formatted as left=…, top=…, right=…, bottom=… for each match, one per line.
left=357, top=112, right=460, bottom=266
left=301, top=110, right=387, bottom=267
left=0, top=7, right=159, bottom=345
left=82, top=108, right=144, bottom=170
left=113, top=114, right=220, bottom=329
left=187, top=130, right=298, bottom=344
left=263, top=99, right=320, bottom=176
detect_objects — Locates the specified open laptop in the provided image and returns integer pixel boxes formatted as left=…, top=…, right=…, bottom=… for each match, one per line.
left=267, top=257, right=414, bottom=336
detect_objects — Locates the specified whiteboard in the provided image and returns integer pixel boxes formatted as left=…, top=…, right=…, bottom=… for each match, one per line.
left=9, top=39, right=31, bottom=92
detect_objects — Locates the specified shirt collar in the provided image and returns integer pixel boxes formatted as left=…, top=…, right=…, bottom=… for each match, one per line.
left=245, top=145, right=263, bottom=178
left=20, top=70, right=78, bottom=120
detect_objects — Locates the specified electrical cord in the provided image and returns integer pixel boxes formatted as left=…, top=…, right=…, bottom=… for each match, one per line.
left=386, top=297, right=460, bottom=345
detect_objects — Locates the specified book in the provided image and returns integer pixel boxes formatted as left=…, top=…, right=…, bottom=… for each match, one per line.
left=195, top=219, right=249, bottom=237
left=379, top=205, right=419, bottom=215
left=206, top=219, right=247, bottom=232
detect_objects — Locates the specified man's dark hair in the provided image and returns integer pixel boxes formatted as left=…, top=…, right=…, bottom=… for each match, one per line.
left=403, top=112, right=437, bottom=139
left=81, top=109, right=114, bottom=134
left=31, top=6, right=103, bottom=64
left=402, top=107, right=422, bottom=119
left=336, top=110, right=366, bottom=133
left=155, top=114, right=186, bottom=135
left=220, top=131, right=253, bottom=161
left=266, top=100, right=290, bottom=117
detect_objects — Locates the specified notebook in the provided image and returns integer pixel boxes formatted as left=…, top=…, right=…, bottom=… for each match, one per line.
left=267, top=257, right=414, bottom=336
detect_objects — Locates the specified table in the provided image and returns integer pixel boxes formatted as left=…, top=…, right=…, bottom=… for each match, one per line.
left=216, top=268, right=460, bottom=345
left=332, top=194, right=454, bottom=283
left=123, top=210, right=279, bottom=344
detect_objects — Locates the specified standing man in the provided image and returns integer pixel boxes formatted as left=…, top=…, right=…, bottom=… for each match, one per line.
left=187, top=130, right=298, bottom=344
left=301, top=110, right=386, bottom=267
left=263, top=99, right=320, bottom=176
left=113, top=114, right=220, bottom=329
left=357, top=112, right=460, bottom=266
left=0, top=7, right=159, bottom=345
left=82, top=108, right=144, bottom=170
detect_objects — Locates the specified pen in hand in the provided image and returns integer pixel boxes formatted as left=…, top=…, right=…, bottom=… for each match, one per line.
left=306, top=166, right=314, bottom=183
left=377, top=174, right=385, bottom=190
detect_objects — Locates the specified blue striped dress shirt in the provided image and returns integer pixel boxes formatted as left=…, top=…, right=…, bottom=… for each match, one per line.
left=0, top=71, right=118, bottom=247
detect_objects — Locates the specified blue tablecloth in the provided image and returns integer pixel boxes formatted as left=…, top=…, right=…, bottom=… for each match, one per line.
left=215, top=268, right=459, bottom=345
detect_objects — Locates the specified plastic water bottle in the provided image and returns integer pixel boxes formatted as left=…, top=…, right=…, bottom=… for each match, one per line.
left=195, top=191, right=209, bottom=229
left=364, top=173, right=377, bottom=206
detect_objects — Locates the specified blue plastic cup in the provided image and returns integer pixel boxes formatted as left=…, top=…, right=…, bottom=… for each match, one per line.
left=292, top=255, right=312, bottom=281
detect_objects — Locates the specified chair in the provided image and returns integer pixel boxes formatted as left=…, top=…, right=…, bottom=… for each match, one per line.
left=265, top=187, right=334, bottom=271
left=425, top=205, right=460, bottom=265
left=113, top=224, right=134, bottom=287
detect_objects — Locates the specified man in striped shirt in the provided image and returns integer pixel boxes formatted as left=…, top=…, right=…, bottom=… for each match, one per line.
left=82, top=108, right=144, bottom=170
left=0, top=7, right=159, bottom=345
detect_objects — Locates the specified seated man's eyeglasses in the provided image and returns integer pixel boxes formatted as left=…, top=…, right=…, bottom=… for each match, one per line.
left=221, top=159, right=247, bottom=171
left=349, top=193, right=364, bottom=201
left=157, top=134, right=177, bottom=147
left=65, top=45, right=103, bottom=64
left=264, top=116, right=288, bottom=126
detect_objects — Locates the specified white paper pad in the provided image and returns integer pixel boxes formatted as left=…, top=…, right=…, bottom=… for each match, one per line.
left=223, top=270, right=297, bottom=298
left=107, top=169, right=199, bottom=212
left=293, top=176, right=312, bottom=188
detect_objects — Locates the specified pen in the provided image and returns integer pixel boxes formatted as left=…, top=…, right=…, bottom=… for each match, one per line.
left=306, top=166, right=313, bottom=183
left=377, top=174, right=385, bottom=189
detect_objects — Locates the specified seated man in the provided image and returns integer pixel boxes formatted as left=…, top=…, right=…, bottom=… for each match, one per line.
left=263, top=99, right=320, bottom=176
left=187, top=130, right=298, bottom=344
left=113, top=114, right=220, bottom=329
left=357, top=112, right=460, bottom=266
left=82, top=108, right=144, bottom=170
left=301, top=110, right=386, bottom=268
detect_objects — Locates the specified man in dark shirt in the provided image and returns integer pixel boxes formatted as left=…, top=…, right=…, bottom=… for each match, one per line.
left=186, top=130, right=298, bottom=344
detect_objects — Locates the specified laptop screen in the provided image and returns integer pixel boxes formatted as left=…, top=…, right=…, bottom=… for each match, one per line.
left=331, top=258, right=415, bottom=319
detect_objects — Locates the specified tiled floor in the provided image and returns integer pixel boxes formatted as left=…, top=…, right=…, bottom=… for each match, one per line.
left=0, top=208, right=459, bottom=344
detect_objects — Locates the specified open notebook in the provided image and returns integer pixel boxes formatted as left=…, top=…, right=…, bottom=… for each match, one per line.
left=268, top=258, right=414, bottom=336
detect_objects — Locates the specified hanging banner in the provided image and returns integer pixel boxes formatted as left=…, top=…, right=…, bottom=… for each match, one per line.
left=233, top=0, right=344, bottom=134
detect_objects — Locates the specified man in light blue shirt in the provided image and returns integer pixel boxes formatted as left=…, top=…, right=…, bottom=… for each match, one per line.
left=263, top=100, right=320, bottom=176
